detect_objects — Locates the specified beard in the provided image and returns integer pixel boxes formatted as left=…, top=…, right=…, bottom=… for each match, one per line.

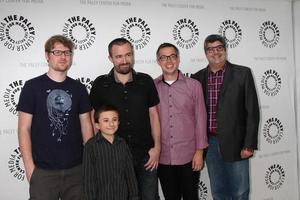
left=114, top=63, right=132, bottom=75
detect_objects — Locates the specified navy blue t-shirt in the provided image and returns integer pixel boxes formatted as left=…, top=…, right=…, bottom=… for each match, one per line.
left=17, top=74, right=92, bottom=170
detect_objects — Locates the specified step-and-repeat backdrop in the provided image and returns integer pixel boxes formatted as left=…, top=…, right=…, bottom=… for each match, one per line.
left=0, top=0, right=299, bottom=199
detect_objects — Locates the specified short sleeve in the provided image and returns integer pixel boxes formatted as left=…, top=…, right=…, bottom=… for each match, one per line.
left=17, top=81, right=35, bottom=114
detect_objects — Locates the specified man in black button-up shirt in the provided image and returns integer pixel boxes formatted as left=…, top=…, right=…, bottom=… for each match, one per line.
left=90, top=38, right=161, bottom=200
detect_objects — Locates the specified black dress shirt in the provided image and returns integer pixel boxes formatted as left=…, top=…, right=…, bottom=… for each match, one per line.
left=83, top=133, right=139, bottom=200
left=90, top=69, right=160, bottom=161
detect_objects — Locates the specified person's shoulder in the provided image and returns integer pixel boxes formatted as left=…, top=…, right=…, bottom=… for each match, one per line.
left=26, top=74, right=46, bottom=83
left=154, top=75, right=163, bottom=84
left=191, top=67, right=207, bottom=78
left=85, top=135, right=97, bottom=147
left=23, top=74, right=46, bottom=89
left=184, top=75, right=202, bottom=87
left=229, top=62, right=252, bottom=74
left=66, top=76, right=87, bottom=90
left=135, top=71, right=154, bottom=80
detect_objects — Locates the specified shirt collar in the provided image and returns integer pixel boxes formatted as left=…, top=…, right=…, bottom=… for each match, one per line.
left=157, top=70, right=185, bottom=85
left=95, top=132, right=122, bottom=144
left=208, top=63, right=227, bottom=75
left=108, top=68, right=135, bottom=83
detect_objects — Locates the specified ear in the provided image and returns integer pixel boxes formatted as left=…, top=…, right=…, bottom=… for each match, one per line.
left=108, top=55, right=113, bottom=63
left=45, top=52, right=49, bottom=62
left=94, top=122, right=100, bottom=130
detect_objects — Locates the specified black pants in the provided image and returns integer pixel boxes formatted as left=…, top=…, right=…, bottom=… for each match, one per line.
left=158, top=161, right=200, bottom=200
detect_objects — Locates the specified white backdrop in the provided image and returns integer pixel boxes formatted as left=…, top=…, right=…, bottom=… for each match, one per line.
left=0, top=0, right=299, bottom=199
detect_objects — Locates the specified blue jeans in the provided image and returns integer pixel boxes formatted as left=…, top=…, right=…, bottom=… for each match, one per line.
left=206, top=136, right=249, bottom=200
left=134, top=154, right=159, bottom=200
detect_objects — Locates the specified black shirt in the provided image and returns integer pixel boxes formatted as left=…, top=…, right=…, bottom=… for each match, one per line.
left=90, top=69, right=159, bottom=161
left=83, top=133, right=138, bottom=200
left=17, top=74, right=92, bottom=169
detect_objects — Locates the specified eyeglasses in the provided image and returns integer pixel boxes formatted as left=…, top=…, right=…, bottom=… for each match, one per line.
left=50, top=50, right=73, bottom=56
left=159, top=54, right=178, bottom=62
left=205, top=45, right=225, bottom=54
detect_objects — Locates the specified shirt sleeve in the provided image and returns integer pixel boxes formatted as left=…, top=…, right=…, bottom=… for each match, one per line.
left=89, top=77, right=103, bottom=110
left=124, top=142, right=139, bottom=200
left=17, top=81, right=35, bottom=114
left=79, top=84, right=92, bottom=114
left=193, top=81, right=208, bottom=149
left=83, top=141, right=97, bottom=200
left=147, top=76, right=160, bottom=108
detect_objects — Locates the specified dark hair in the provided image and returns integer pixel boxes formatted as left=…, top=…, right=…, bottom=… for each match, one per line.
left=108, top=38, right=133, bottom=56
left=94, top=105, right=119, bottom=123
left=44, top=35, right=74, bottom=53
left=204, top=34, right=227, bottom=51
left=156, top=43, right=179, bottom=58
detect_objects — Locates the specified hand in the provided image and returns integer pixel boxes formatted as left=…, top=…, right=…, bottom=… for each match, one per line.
left=240, top=148, right=254, bottom=159
left=144, top=147, right=160, bottom=171
left=192, top=150, right=204, bottom=171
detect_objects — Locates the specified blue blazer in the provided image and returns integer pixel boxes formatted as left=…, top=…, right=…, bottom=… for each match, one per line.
left=191, top=61, right=260, bottom=161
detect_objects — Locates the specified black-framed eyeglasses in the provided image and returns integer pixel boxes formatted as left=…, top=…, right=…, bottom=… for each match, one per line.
left=205, top=45, right=225, bottom=54
left=50, top=50, right=73, bottom=56
left=159, top=54, right=178, bottom=62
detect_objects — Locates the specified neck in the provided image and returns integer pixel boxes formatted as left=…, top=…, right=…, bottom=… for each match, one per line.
left=115, top=70, right=130, bottom=85
left=209, top=62, right=225, bottom=73
left=163, top=70, right=179, bottom=81
left=47, top=69, right=67, bottom=82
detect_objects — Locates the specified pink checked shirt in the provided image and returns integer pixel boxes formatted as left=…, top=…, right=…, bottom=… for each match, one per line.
left=154, top=72, right=208, bottom=165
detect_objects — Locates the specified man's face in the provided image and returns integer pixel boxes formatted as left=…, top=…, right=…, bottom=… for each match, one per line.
left=157, top=47, right=179, bottom=77
left=109, top=43, right=133, bottom=75
left=45, top=42, right=73, bottom=73
left=205, top=41, right=227, bottom=68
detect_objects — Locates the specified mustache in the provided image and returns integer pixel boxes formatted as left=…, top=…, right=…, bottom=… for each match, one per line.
left=116, top=63, right=131, bottom=67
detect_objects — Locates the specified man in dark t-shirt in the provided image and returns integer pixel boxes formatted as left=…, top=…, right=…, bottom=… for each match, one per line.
left=17, top=35, right=94, bottom=200
left=90, top=38, right=161, bottom=200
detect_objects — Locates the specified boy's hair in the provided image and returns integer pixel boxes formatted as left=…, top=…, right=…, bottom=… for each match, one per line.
left=94, top=105, right=120, bottom=123
left=156, top=42, right=179, bottom=58
left=44, top=35, right=75, bottom=53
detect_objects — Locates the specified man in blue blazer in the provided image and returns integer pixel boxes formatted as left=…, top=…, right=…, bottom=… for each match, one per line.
left=191, top=34, right=260, bottom=200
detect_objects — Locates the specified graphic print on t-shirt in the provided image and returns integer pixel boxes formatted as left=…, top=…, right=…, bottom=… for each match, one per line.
left=46, top=89, right=72, bottom=142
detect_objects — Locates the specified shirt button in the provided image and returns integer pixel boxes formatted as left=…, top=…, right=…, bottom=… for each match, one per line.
left=124, top=90, right=128, bottom=94
left=170, top=125, right=173, bottom=128
left=125, top=109, right=129, bottom=112
left=170, top=135, right=173, bottom=138
left=169, top=105, right=172, bottom=108
left=127, top=122, right=130, bottom=125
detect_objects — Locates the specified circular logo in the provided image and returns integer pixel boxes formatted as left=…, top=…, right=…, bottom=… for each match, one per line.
left=76, top=77, right=93, bottom=93
left=218, top=19, right=242, bottom=48
left=3, top=80, right=24, bottom=115
left=263, top=117, right=284, bottom=144
left=120, top=17, right=151, bottom=50
left=62, top=16, right=96, bottom=50
left=198, top=180, right=208, bottom=200
left=8, top=147, right=25, bottom=181
left=0, top=15, right=35, bottom=51
left=172, top=18, right=199, bottom=49
left=259, top=21, right=280, bottom=48
left=265, top=164, right=285, bottom=190
left=261, top=69, right=281, bottom=96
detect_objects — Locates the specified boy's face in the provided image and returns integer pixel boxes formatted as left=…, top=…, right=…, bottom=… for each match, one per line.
left=95, top=111, right=119, bottom=136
